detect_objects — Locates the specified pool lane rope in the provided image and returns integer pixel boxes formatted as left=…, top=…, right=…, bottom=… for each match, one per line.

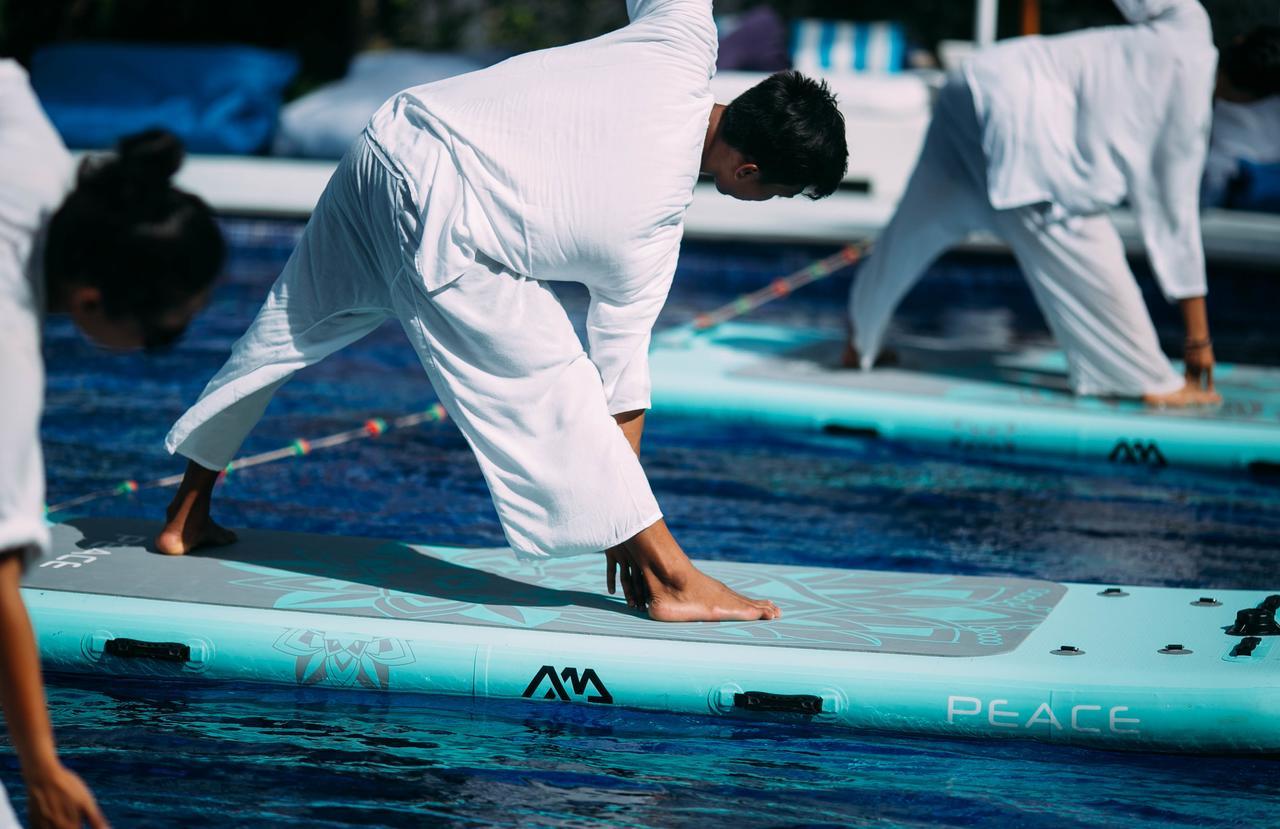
left=48, top=240, right=870, bottom=514
left=690, top=239, right=872, bottom=331
left=45, top=404, right=449, bottom=514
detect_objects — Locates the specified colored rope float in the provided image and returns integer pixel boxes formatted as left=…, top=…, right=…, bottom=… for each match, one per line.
left=45, top=404, right=449, bottom=514
left=690, top=240, right=872, bottom=332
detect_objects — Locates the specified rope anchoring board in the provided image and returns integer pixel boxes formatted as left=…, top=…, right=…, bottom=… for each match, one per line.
left=45, top=404, right=449, bottom=515
left=692, top=241, right=870, bottom=331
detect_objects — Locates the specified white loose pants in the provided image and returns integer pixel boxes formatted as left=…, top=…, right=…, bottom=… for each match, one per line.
left=166, top=134, right=661, bottom=558
left=850, top=79, right=1184, bottom=398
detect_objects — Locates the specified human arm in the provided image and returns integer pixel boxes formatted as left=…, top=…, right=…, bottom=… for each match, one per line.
left=1179, top=295, right=1214, bottom=391
left=1126, top=65, right=1214, bottom=306
left=585, top=235, right=679, bottom=420
left=1131, top=138, right=1216, bottom=389
left=613, top=410, right=645, bottom=456
left=0, top=553, right=109, bottom=829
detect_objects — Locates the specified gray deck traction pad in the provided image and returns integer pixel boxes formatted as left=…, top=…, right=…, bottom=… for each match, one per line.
left=727, top=336, right=1280, bottom=424
left=29, top=519, right=1066, bottom=657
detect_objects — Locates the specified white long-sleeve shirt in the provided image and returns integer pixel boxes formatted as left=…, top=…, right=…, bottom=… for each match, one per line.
left=0, top=60, right=73, bottom=560
left=367, top=0, right=717, bottom=414
left=963, top=0, right=1217, bottom=301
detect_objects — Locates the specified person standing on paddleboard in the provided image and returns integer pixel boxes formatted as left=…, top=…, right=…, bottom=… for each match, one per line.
left=844, top=0, right=1274, bottom=408
left=0, top=60, right=224, bottom=828
left=156, top=0, right=848, bottom=622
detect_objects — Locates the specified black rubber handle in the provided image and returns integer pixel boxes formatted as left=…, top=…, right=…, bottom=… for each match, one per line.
left=103, top=638, right=191, bottom=662
left=733, top=691, right=823, bottom=715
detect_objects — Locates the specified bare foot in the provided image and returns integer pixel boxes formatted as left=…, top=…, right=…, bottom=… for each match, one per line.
left=155, top=461, right=238, bottom=555
left=840, top=341, right=897, bottom=370
left=607, top=521, right=780, bottom=622
left=1142, top=381, right=1222, bottom=409
left=642, top=564, right=782, bottom=622
left=841, top=340, right=860, bottom=369
left=156, top=507, right=237, bottom=555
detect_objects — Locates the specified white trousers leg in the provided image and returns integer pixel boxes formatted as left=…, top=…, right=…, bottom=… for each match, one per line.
left=166, top=137, right=403, bottom=470
left=849, top=82, right=991, bottom=367
left=390, top=260, right=661, bottom=558
left=994, top=209, right=1184, bottom=396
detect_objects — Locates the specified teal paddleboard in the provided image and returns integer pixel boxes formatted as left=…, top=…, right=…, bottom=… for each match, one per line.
left=24, top=518, right=1280, bottom=754
left=649, top=322, right=1280, bottom=473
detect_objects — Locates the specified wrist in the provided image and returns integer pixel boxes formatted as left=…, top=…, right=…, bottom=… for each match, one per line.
left=19, top=748, right=62, bottom=782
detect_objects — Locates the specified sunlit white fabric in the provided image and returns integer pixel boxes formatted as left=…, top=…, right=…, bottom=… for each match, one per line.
left=963, top=0, right=1216, bottom=301
left=0, top=60, right=73, bottom=560
left=168, top=1, right=716, bottom=557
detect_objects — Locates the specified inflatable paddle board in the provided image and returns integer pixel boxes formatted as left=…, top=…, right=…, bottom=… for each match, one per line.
left=24, top=519, right=1280, bottom=753
left=649, top=322, right=1280, bottom=474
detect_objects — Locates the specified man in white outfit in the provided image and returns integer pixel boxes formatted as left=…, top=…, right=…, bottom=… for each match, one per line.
left=157, top=0, right=848, bottom=622
left=846, top=0, right=1221, bottom=407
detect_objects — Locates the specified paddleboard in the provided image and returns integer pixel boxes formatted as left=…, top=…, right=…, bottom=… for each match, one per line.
left=23, top=518, right=1280, bottom=754
left=649, top=322, right=1280, bottom=474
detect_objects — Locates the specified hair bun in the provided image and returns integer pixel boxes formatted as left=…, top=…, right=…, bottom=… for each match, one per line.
left=116, top=129, right=185, bottom=185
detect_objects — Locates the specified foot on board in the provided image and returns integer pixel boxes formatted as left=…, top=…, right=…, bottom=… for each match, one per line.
left=840, top=342, right=897, bottom=370
left=155, top=499, right=238, bottom=555
left=1143, top=382, right=1222, bottom=409
left=645, top=565, right=781, bottom=622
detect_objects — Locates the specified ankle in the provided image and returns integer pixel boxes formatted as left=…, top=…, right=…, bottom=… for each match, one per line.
left=167, top=485, right=211, bottom=520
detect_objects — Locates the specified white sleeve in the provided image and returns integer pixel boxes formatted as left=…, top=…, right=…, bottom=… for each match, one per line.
left=0, top=301, right=49, bottom=565
left=585, top=241, right=679, bottom=415
left=1128, top=80, right=1213, bottom=301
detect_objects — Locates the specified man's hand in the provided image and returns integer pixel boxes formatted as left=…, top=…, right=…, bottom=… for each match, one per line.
left=23, top=762, right=110, bottom=829
left=0, top=553, right=109, bottom=828
left=1178, top=295, right=1214, bottom=392
left=606, top=545, right=649, bottom=609
left=1184, top=339, right=1215, bottom=391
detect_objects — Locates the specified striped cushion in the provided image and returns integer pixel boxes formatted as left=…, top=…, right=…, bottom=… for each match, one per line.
left=791, top=19, right=906, bottom=75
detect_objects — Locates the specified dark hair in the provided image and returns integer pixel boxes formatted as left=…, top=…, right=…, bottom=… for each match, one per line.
left=1221, top=25, right=1280, bottom=100
left=719, top=70, right=848, bottom=199
left=45, top=129, right=225, bottom=347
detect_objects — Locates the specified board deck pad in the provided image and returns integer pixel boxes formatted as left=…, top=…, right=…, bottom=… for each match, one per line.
left=734, top=336, right=1280, bottom=422
left=649, top=323, right=1280, bottom=470
left=32, top=519, right=1063, bottom=657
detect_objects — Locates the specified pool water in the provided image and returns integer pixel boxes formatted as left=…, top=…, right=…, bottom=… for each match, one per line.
left=8, top=223, right=1280, bottom=826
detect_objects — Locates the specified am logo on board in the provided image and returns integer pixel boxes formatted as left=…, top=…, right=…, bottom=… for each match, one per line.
left=521, top=665, right=613, bottom=704
left=1108, top=439, right=1166, bottom=466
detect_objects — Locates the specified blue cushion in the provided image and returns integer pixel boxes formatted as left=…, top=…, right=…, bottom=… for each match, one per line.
left=1227, top=159, right=1280, bottom=213
left=31, top=43, right=298, bottom=155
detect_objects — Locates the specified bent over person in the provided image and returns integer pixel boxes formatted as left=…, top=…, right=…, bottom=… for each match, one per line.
left=157, top=0, right=848, bottom=621
left=847, top=0, right=1220, bottom=406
